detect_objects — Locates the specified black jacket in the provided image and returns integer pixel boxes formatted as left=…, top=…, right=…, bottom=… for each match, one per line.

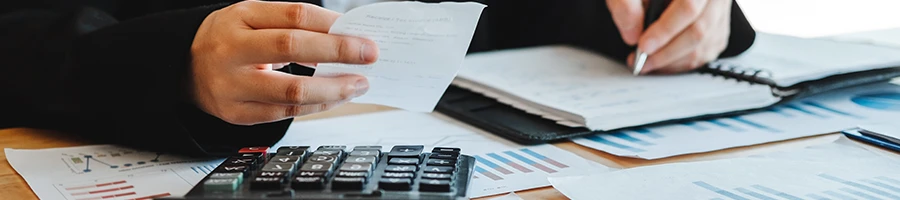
left=0, top=0, right=756, bottom=156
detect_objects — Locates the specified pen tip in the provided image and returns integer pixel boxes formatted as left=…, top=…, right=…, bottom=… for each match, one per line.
left=632, top=50, right=648, bottom=76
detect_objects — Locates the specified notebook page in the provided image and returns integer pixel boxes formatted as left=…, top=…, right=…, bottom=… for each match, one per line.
left=456, top=45, right=779, bottom=130
left=827, top=27, right=900, bottom=48
left=713, top=33, right=900, bottom=87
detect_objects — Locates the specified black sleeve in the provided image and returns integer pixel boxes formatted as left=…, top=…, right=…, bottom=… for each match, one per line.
left=0, top=3, right=292, bottom=157
left=465, top=0, right=756, bottom=61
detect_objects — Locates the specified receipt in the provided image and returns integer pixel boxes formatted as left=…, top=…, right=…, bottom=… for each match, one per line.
left=314, top=1, right=486, bottom=112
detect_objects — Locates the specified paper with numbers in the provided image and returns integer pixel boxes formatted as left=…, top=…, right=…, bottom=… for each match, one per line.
left=314, top=1, right=486, bottom=112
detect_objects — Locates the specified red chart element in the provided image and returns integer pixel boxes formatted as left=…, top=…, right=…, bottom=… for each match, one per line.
left=129, top=192, right=171, bottom=200
left=65, top=180, right=128, bottom=190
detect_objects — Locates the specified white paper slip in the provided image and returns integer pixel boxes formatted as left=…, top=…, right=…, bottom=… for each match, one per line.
left=5, top=145, right=223, bottom=200
left=551, top=140, right=900, bottom=200
left=572, top=82, right=900, bottom=159
left=314, top=2, right=486, bottom=112
left=273, top=111, right=608, bottom=198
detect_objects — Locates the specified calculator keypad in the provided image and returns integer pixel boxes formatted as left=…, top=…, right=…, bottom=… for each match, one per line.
left=192, top=145, right=474, bottom=199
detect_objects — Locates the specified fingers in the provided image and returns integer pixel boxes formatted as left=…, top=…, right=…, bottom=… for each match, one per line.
left=637, top=0, right=709, bottom=54
left=641, top=0, right=731, bottom=74
left=244, top=71, right=369, bottom=105
left=233, top=0, right=340, bottom=32
left=239, top=29, right=379, bottom=64
left=607, top=0, right=645, bottom=45
left=225, top=101, right=347, bottom=125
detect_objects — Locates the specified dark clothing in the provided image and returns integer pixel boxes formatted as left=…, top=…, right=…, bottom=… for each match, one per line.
left=0, top=0, right=755, bottom=156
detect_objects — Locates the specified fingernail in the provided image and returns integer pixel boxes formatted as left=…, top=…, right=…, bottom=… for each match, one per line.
left=354, top=78, right=369, bottom=97
left=360, top=43, right=378, bottom=63
left=642, top=39, right=660, bottom=54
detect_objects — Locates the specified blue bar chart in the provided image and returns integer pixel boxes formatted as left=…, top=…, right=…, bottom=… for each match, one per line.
left=571, top=91, right=891, bottom=159
left=694, top=175, right=900, bottom=200
left=466, top=144, right=596, bottom=198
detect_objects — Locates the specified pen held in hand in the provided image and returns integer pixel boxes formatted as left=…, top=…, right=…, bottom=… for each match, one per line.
left=631, top=0, right=668, bottom=76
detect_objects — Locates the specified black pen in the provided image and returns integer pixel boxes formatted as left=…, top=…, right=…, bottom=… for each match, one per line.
left=632, top=0, right=668, bottom=76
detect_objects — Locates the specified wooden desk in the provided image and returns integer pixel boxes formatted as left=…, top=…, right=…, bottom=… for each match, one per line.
left=0, top=104, right=842, bottom=200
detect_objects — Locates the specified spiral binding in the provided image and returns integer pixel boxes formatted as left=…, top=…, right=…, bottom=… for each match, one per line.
left=701, top=61, right=776, bottom=86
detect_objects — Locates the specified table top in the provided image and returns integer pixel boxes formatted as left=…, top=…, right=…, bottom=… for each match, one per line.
left=0, top=103, right=842, bottom=200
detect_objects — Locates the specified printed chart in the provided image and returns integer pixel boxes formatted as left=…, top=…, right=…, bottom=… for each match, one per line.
left=6, top=145, right=223, bottom=200
left=464, top=145, right=590, bottom=197
left=573, top=83, right=900, bottom=159
left=693, top=174, right=900, bottom=200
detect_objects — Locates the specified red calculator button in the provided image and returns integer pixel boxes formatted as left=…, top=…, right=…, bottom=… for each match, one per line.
left=239, top=147, right=270, bottom=160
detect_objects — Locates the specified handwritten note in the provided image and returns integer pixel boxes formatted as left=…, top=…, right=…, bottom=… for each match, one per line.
left=314, top=2, right=486, bottom=112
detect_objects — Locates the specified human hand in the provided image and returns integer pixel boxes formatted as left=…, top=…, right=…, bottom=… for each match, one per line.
left=607, top=0, right=732, bottom=74
left=191, top=0, right=378, bottom=125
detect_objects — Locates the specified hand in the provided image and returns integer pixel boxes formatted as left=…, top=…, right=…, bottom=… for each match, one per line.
left=191, top=0, right=379, bottom=125
left=607, top=0, right=732, bottom=74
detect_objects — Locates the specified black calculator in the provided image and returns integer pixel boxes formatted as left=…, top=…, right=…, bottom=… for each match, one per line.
left=169, top=145, right=476, bottom=200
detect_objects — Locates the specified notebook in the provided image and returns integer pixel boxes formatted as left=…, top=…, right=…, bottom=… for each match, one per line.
left=435, top=33, right=900, bottom=143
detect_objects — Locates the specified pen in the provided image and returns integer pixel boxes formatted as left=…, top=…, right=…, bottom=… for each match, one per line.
left=633, top=0, right=668, bottom=76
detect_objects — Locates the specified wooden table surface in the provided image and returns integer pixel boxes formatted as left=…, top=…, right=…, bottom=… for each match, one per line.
left=0, top=103, right=843, bottom=200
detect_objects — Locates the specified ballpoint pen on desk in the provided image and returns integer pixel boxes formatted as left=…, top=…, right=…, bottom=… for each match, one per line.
left=632, top=0, right=668, bottom=76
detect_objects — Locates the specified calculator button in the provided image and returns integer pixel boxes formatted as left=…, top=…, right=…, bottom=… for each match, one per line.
left=313, top=149, right=344, bottom=158
left=317, top=145, right=347, bottom=150
left=209, top=172, right=243, bottom=180
left=300, top=162, right=334, bottom=172
left=239, top=147, right=270, bottom=160
left=423, top=166, right=454, bottom=173
left=215, top=165, right=250, bottom=175
left=339, top=163, right=373, bottom=172
left=336, top=171, right=369, bottom=178
left=382, top=172, right=416, bottom=179
left=276, top=146, right=309, bottom=157
left=384, top=165, right=417, bottom=173
left=379, top=178, right=412, bottom=191
left=261, top=163, right=295, bottom=173
left=426, top=159, right=454, bottom=166
left=269, top=155, right=302, bottom=165
left=296, top=171, right=328, bottom=177
left=257, top=171, right=289, bottom=178
left=291, top=177, right=324, bottom=190
left=429, top=153, right=456, bottom=160
left=388, top=157, right=419, bottom=165
left=350, top=150, right=381, bottom=157
left=223, top=157, right=256, bottom=166
left=354, top=146, right=382, bottom=150
left=388, top=145, right=423, bottom=158
left=250, top=176, right=285, bottom=190
left=432, top=147, right=460, bottom=156
left=204, top=178, right=241, bottom=192
left=345, top=156, right=377, bottom=165
left=332, top=177, right=366, bottom=190
left=419, top=179, right=452, bottom=192
left=237, top=153, right=265, bottom=163
left=307, top=155, right=336, bottom=163
left=422, top=173, right=452, bottom=180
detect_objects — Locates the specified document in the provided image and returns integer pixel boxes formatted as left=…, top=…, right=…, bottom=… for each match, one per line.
left=314, top=2, right=486, bottom=112
left=273, top=111, right=608, bottom=198
left=550, top=139, right=900, bottom=200
left=572, top=82, right=900, bottom=159
left=828, top=27, right=900, bottom=48
left=5, top=145, right=223, bottom=200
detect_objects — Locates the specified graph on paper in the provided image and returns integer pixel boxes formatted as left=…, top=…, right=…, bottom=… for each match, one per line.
left=572, top=82, right=900, bottom=159
left=693, top=174, right=900, bottom=200
left=53, top=169, right=192, bottom=200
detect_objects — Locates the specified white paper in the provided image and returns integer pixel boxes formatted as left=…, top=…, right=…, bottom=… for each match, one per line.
left=314, top=2, right=485, bottom=112
left=713, top=33, right=900, bottom=87
left=552, top=140, right=900, bottom=200
left=455, top=45, right=779, bottom=130
left=827, top=27, right=900, bottom=48
left=736, top=0, right=900, bottom=38
left=5, top=145, right=223, bottom=200
left=572, top=82, right=900, bottom=159
left=273, top=111, right=607, bottom=198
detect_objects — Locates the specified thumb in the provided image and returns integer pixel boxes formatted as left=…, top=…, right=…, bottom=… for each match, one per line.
left=607, top=0, right=645, bottom=46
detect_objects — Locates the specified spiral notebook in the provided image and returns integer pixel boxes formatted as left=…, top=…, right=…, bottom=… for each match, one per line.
left=434, top=33, right=900, bottom=143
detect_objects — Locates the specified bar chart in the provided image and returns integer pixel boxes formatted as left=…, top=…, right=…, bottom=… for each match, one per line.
left=465, top=144, right=598, bottom=198
left=54, top=170, right=189, bottom=200
left=572, top=92, right=899, bottom=159
left=694, top=174, right=900, bottom=200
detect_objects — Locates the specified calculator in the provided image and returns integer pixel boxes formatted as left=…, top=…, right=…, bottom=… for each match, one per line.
left=170, top=145, right=476, bottom=200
